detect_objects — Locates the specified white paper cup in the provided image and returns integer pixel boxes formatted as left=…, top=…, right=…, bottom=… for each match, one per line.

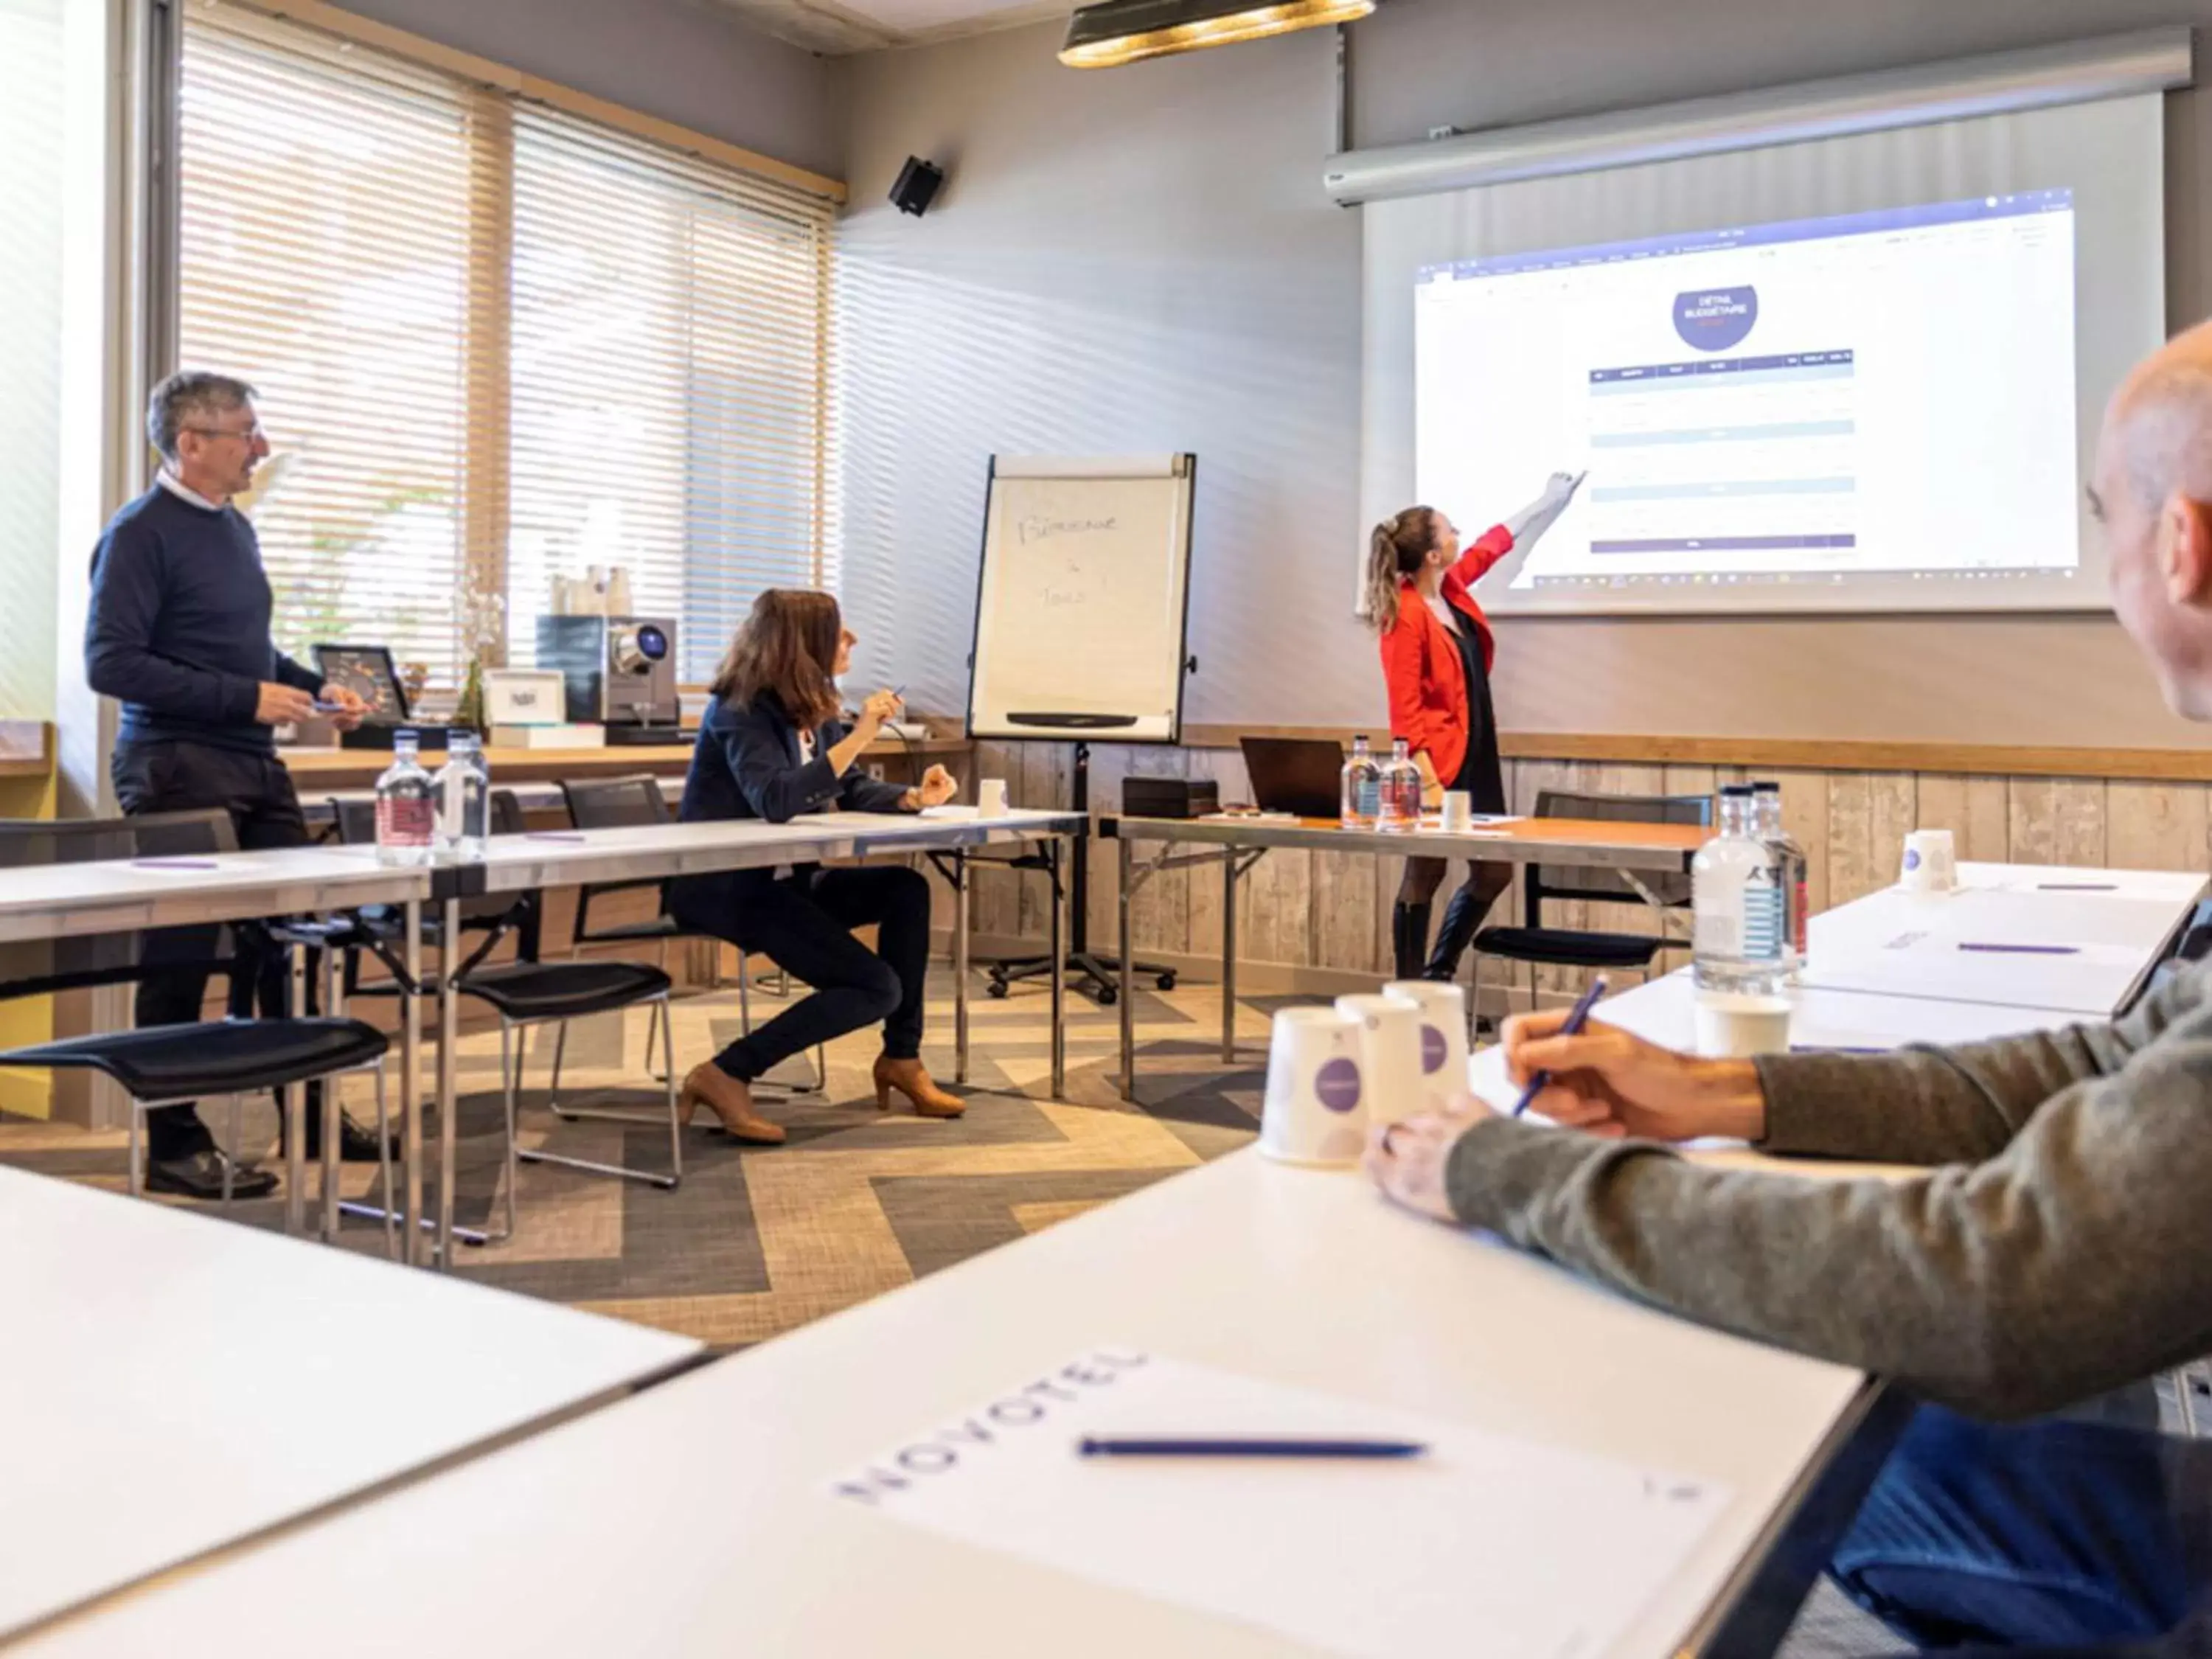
left=1692, top=991, right=1793, bottom=1058
left=1259, top=1007, right=1368, bottom=1166
left=1335, top=992, right=1426, bottom=1130
left=1899, top=828, right=1958, bottom=894
left=1439, top=791, right=1473, bottom=832
left=976, top=778, right=1009, bottom=818
left=1383, top=981, right=1470, bottom=1117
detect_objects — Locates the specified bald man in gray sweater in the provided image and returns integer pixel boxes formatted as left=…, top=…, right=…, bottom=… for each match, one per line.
left=1367, top=319, right=2212, bottom=1652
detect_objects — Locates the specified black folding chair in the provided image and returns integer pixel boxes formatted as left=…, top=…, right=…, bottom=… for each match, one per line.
left=0, top=810, right=389, bottom=1232
left=1469, top=790, right=1714, bottom=1027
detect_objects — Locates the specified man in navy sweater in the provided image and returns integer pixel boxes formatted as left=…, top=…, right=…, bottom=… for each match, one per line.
left=84, top=371, right=374, bottom=1199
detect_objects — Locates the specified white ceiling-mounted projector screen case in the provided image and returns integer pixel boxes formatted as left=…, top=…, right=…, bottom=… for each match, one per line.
left=1363, top=94, right=2165, bottom=617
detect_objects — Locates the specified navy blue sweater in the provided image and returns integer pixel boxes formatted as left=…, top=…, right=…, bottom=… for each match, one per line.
left=85, top=484, right=321, bottom=753
left=679, top=692, right=911, bottom=827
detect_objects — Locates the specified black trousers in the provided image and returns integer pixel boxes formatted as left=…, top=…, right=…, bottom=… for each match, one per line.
left=112, top=739, right=312, bottom=1158
left=669, top=864, right=931, bottom=1082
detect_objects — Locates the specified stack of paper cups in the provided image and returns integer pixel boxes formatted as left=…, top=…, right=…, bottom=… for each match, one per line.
left=1259, top=1007, right=1368, bottom=1166
left=1335, top=992, right=1425, bottom=1130
left=1383, top=981, right=1470, bottom=1118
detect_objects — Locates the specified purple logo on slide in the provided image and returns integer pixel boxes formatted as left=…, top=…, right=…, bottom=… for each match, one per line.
left=1905, top=849, right=1923, bottom=872
left=1315, top=1057, right=1362, bottom=1113
left=1674, top=287, right=1759, bottom=352
left=1421, top=1025, right=1448, bottom=1074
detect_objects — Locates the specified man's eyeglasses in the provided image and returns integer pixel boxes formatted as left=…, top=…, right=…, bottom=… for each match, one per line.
left=183, top=424, right=265, bottom=443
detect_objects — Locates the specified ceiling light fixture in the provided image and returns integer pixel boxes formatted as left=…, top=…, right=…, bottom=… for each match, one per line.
left=1058, top=0, right=1374, bottom=69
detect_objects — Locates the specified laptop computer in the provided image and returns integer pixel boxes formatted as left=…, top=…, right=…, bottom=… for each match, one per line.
left=1239, top=736, right=1347, bottom=819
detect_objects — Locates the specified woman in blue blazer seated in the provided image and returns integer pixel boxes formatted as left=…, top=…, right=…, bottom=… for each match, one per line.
left=669, top=589, right=964, bottom=1144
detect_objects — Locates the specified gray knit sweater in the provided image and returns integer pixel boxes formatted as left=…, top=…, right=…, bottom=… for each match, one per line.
left=1444, top=960, right=2212, bottom=1419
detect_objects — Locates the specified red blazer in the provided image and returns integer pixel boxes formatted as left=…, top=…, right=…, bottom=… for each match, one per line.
left=1377, top=523, right=1512, bottom=785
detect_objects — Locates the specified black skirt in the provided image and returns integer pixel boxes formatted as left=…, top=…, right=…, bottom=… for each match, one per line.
left=1449, top=620, right=1507, bottom=815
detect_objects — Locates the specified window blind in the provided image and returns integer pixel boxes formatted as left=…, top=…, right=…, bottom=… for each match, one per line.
left=177, top=3, right=836, bottom=690
left=508, top=108, right=835, bottom=683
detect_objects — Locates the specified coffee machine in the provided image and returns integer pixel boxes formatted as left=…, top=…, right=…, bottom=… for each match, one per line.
left=535, top=614, right=684, bottom=744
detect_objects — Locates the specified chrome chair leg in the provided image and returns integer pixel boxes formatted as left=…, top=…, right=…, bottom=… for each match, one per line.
left=321, top=1074, right=341, bottom=1242
left=501, top=1019, right=519, bottom=1243
left=128, top=1105, right=145, bottom=1199
left=546, top=1020, right=571, bottom=1117
left=661, top=997, right=681, bottom=1185
left=222, top=1094, right=242, bottom=1208
left=515, top=999, right=683, bottom=1189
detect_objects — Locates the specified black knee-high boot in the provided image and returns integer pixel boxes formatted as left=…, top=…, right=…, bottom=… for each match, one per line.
left=1391, top=901, right=1432, bottom=981
left=1422, top=881, right=1491, bottom=981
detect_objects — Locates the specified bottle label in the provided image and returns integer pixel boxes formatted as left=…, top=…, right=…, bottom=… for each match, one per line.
left=378, top=795, right=434, bottom=848
left=1743, top=881, right=1784, bottom=961
left=1355, top=779, right=1380, bottom=818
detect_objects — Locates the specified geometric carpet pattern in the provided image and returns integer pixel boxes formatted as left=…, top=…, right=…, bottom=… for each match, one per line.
left=0, top=971, right=1276, bottom=1352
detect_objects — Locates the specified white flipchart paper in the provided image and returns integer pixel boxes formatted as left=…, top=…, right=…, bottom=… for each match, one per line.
left=829, top=1351, right=1732, bottom=1659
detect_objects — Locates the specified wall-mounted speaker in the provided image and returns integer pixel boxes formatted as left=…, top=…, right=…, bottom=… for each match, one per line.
left=890, top=156, right=945, bottom=217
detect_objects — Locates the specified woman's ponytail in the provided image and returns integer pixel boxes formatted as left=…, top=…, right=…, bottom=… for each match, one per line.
left=1363, top=507, right=1439, bottom=633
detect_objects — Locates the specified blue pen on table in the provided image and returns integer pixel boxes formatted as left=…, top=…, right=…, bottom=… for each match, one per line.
left=526, top=832, right=587, bottom=844
left=2037, top=882, right=2117, bottom=891
left=1077, top=1437, right=1427, bottom=1460
left=1509, top=973, right=1608, bottom=1118
left=1957, top=942, right=2080, bottom=956
left=133, top=858, right=218, bottom=871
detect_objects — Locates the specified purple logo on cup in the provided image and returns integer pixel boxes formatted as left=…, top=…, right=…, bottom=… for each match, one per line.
left=1905, top=849, right=1922, bottom=872
left=1315, top=1057, right=1362, bottom=1113
left=1673, top=287, right=1757, bottom=352
left=1420, top=1024, right=1448, bottom=1074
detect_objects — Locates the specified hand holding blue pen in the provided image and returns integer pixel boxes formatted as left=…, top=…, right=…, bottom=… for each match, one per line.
left=1509, top=975, right=1609, bottom=1118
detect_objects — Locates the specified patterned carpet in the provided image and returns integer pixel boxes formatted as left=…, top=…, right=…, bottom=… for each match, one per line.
left=0, top=972, right=1272, bottom=1352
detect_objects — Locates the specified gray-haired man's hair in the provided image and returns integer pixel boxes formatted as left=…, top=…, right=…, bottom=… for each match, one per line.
left=146, top=370, right=257, bottom=463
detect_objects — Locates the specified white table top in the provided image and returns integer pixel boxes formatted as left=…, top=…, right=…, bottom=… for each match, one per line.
left=469, top=807, right=1086, bottom=893
left=16, top=1150, right=1874, bottom=1659
left=0, top=1166, right=699, bottom=1643
left=1803, top=863, right=2202, bottom=1015
left=0, top=845, right=426, bottom=943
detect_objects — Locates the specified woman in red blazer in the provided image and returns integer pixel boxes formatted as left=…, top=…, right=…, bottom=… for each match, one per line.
left=1367, top=472, right=1582, bottom=983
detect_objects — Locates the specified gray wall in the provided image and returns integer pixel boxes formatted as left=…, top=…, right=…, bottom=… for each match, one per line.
left=834, top=24, right=1360, bottom=726
left=832, top=4, right=2212, bottom=748
left=343, top=0, right=839, bottom=178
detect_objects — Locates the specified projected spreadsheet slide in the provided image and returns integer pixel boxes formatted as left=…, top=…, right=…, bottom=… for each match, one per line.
left=1415, top=191, right=2079, bottom=594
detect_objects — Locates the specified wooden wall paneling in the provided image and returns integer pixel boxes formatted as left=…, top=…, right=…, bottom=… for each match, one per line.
left=1312, top=832, right=1380, bottom=980
left=1516, top=757, right=1596, bottom=995
left=1121, top=747, right=1192, bottom=956
left=1183, top=746, right=1242, bottom=967
left=2105, top=779, right=2211, bottom=873
left=1770, top=770, right=1831, bottom=922
left=1826, top=773, right=1916, bottom=903
left=2007, top=779, right=2109, bottom=869
left=1017, top=742, right=1074, bottom=945
left=1913, top=773, right=2010, bottom=866
left=1082, top=744, right=1135, bottom=952
left=970, top=740, right=1025, bottom=942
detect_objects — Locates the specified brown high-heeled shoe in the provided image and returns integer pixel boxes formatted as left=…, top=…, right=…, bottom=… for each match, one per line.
left=680, top=1062, right=787, bottom=1144
left=872, top=1055, right=964, bottom=1119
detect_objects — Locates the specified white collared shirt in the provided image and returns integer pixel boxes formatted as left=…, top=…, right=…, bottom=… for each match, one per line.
left=155, top=469, right=227, bottom=513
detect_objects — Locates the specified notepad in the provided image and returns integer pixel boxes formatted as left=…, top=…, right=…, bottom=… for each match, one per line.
left=830, top=1351, right=1731, bottom=1659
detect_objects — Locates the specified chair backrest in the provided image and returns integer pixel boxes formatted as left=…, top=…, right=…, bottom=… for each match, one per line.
left=560, top=774, right=671, bottom=830
left=327, top=796, right=378, bottom=848
left=1526, top=789, right=1712, bottom=919
left=0, top=811, right=246, bottom=1001
left=559, top=776, right=673, bottom=936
